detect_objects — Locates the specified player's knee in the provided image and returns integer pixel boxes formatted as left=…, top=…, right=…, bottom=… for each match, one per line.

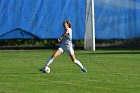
left=70, top=57, right=76, bottom=62
left=72, top=59, right=75, bottom=62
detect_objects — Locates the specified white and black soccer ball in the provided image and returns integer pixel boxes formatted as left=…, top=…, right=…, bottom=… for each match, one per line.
left=44, top=66, right=50, bottom=73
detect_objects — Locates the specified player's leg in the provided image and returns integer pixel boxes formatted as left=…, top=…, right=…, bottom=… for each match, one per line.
left=45, top=48, right=63, bottom=67
left=67, top=49, right=87, bottom=72
left=69, top=54, right=83, bottom=68
left=39, top=48, right=63, bottom=73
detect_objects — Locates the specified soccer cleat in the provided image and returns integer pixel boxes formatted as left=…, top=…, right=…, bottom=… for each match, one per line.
left=39, top=67, right=46, bottom=73
left=82, top=67, right=87, bottom=73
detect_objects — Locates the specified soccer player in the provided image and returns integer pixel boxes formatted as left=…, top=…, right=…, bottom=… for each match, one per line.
left=40, top=20, right=87, bottom=73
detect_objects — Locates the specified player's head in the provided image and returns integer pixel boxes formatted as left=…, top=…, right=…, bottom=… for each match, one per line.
left=63, top=20, right=72, bottom=28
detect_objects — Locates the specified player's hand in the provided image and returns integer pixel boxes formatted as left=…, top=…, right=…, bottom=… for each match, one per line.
left=58, top=37, right=62, bottom=42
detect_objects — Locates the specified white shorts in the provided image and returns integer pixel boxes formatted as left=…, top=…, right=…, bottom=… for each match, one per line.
left=58, top=44, right=74, bottom=55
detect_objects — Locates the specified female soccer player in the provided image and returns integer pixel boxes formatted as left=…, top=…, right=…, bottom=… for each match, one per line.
left=40, top=20, right=87, bottom=73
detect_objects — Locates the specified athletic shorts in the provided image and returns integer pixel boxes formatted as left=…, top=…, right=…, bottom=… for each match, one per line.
left=58, top=44, right=74, bottom=55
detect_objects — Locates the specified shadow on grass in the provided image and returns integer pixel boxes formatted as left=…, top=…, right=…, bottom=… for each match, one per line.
left=96, top=46, right=140, bottom=50
left=80, top=51, right=140, bottom=55
left=96, top=52, right=140, bottom=55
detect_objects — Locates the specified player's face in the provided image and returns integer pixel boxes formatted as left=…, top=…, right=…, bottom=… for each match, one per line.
left=64, top=23, right=69, bottom=29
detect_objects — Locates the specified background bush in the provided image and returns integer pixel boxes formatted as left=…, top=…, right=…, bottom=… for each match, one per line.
left=0, top=39, right=140, bottom=48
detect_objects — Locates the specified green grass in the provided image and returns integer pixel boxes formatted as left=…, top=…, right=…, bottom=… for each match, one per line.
left=0, top=49, right=140, bottom=93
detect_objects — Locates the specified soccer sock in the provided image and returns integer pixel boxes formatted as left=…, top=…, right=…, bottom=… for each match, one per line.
left=45, top=57, right=54, bottom=67
left=74, top=60, right=84, bottom=69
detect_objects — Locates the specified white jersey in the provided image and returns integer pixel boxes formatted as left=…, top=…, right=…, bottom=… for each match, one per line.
left=59, top=28, right=74, bottom=55
left=61, top=28, right=72, bottom=45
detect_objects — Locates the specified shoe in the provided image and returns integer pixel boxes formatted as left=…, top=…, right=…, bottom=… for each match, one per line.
left=82, top=67, right=87, bottom=73
left=39, top=67, right=46, bottom=73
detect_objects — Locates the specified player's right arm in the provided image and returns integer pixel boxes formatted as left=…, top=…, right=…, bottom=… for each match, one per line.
left=58, top=29, right=69, bottom=42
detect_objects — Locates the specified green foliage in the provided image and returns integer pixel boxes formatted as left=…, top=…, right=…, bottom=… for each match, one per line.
left=0, top=39, right=59, bottom=47
left=0, top=39, right=85, bottom=47
left=96, top=39, right=140, bottom=44
left=0, top=39, right=140, bottom=47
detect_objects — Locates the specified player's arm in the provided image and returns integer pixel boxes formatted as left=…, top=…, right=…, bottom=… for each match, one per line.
left=58, top=29, right=69, bottom=42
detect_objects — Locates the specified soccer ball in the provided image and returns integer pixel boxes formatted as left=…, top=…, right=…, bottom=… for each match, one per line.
left=44, top=66, right=50, bottom=73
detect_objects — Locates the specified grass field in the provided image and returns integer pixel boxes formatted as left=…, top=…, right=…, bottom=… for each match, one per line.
left=0, top=49, right=140, bottom=93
